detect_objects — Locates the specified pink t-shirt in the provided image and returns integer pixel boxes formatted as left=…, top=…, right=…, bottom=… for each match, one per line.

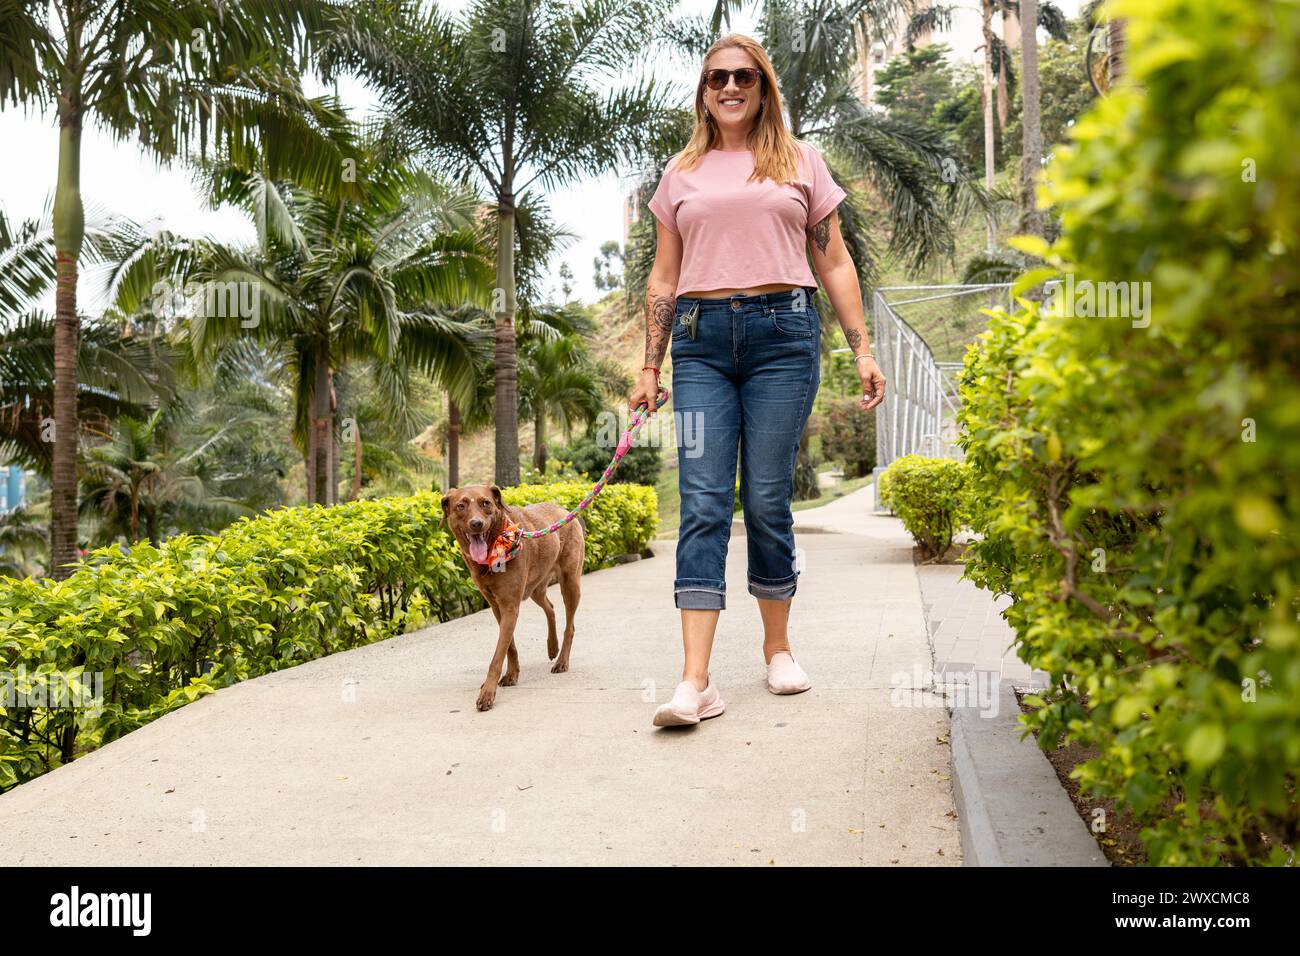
left=647, top=140, right=847, bottom=297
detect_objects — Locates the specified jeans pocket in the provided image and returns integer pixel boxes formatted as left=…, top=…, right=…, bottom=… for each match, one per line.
left=771, top=302, right=816, bottom=338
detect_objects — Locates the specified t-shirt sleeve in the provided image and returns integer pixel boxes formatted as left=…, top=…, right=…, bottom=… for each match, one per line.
left=804, top=142, right=847, bottom=227
left=646, top=164, right=679, bottom=235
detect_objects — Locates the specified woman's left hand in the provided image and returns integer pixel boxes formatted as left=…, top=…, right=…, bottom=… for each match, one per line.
left=857, top=356, right=886, bottom=411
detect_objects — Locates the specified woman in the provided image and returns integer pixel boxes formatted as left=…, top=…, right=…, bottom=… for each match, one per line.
left=628, top=34, right=886, bottom=728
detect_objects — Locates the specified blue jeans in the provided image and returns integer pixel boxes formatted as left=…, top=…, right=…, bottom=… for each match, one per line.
left=670, top=286, right=822, bottom=610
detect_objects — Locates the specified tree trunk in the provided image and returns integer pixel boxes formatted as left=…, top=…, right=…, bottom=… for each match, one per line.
left=997, top=5, right=1020, bottom=131
left=328, top=375, right=339, bottom=505
left=50, top=98, right=85, bottom=580
left=981, top=0, right=997, bottom=252
left=350, top=419, right=362, bottom=500
left=533, top=411, right=547, bottom=474
left=1018, top=0, right=1046, bottom=238
left=328, top=424, right=337, bottom=505
left=996, top=59, right=1009, bottom=133
left=448, top=399, right=461, bottom=488
left=312, top=353, right=331, bottom=505
left=51, top=75, right=86, bottom=763
left=494, top=192, right=520, bottom=487
left=130, top=485, right=140, bottom=542
left=1108, top=17, right=1126, bottom=84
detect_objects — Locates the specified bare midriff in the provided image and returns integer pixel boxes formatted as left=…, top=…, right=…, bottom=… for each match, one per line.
left=678, top=282, right=801, bottom=299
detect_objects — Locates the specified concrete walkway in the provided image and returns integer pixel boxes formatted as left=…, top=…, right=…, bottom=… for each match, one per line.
left=0, top=484, right=958, bottom=866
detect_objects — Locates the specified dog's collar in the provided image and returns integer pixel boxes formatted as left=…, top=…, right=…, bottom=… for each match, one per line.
left=480, top=517, right=522, bottom=573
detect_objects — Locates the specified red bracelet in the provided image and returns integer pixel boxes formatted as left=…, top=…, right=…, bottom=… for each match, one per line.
left=643, top=365, right=660, bottom=377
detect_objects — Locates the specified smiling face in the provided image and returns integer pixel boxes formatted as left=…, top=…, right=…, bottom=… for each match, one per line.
left=441, top=484, right=506, bottom=565
left=701, top=47, right=764, bottom=137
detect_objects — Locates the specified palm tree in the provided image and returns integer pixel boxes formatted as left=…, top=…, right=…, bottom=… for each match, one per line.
left=1, top=199, right=179, bottom=487
left=518, top=334, right=613, bottom=475
left=0, top=0, right=359, bottom=577
left=1018, top=0, right=1045, bottom=237
left=903, top=0, right=1066, bottom=248
left=319, top=0, right=683, bottom=486
left=0, top=310, right=177, bottom=476
left=151, top=156, right=496, bottom=505
left=0, top=503, right=46, bottom=579
left=78, top=405, right=255, bottom=545
left=1082, top=1, right=1125, bottom=95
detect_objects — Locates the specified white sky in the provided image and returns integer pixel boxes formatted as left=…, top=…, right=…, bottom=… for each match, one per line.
left=0, top=1, right=1078, bottom=308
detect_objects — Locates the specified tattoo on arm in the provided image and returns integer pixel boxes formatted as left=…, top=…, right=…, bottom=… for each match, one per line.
left=810, top=213, right=832, bottom=255
left=845, top=327, right=863, bottom=351
left=646, top=291, right=675, bottom=366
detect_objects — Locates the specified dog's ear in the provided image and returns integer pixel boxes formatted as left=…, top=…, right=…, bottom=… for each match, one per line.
left=490, top=485, right=505, bottom=511
left=440, top=490, right=454, bottom=521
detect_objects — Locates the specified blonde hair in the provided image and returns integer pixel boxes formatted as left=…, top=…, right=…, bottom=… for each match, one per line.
left=669, top=33, right=802, bottom=185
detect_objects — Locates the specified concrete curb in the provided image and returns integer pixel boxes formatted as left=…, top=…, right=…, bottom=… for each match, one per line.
left=949, top=683, right=1108, bottom=866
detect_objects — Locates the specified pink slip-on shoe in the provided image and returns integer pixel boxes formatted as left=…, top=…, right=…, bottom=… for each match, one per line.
left=767, top=651, right=812, bottom=695
left=652, top=675, right=726, bottom=726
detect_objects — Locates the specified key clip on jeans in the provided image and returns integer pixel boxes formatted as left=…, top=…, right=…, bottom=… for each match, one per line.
left=681, top=301, right=700, bottom=340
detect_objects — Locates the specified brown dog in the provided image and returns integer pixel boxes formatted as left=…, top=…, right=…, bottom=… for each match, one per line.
left=441, top=484, right=585, bottom=711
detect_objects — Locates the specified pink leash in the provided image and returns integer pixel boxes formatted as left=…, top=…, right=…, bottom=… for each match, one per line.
left=498, top=387, right=671, bottom=564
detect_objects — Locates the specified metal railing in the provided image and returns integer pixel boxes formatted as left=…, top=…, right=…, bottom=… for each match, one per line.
left=869, top=284, right=1012, bottom=512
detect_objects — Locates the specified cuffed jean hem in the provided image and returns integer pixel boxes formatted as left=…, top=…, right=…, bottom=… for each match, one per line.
left=675, top=587, right=727, bottom=610
left=748, top=574, right=798, bottom=601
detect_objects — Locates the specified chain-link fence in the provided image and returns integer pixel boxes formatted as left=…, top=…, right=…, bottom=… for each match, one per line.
left=870, top=285, right=1013, bottom=512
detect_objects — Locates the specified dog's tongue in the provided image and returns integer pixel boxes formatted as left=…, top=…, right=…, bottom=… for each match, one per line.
left=468, top=533, right=489, bottom=564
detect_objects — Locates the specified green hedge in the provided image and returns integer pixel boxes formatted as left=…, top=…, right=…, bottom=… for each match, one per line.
left=555, top=429, right=665, bottom=487
left=957, top=0, right=1299, bottom=864
left=878, top=455, right=971, bottom=560
left=0, top=483, right=657, bottom=790
left=821, top=397, right=877, bottom=478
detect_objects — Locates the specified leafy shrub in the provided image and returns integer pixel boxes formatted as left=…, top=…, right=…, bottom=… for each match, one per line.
left=820, top=398, right=877, bottom=477
left=0, top=483, right=657, bottom=790
left=555, top=423, right=663, bottom=487
left=517, top=458, right=590, bottom=486
left=878, top=455, right=970, bottom=560
left=956, top=0, right=1300, bottom=864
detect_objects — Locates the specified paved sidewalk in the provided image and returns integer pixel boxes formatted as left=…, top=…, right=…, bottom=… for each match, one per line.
left=799, top=485, right=1046, bottom=688
left=917, top=565, right=1049, bottom=690
left=0, top=484, right=958, bottom=866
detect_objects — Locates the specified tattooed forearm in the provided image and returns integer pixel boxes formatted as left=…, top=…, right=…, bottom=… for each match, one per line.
left=810, top=213, right=831, bottom=255
left=845, top=327, right=863, bottom=351
left=646, top=290, right=675, bottom=366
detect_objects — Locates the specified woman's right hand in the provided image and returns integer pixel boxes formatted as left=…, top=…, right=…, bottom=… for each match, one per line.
left=628, top=368, right=662, bottom=415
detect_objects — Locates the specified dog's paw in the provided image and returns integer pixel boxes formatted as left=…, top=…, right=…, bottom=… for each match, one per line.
left=476, top=685, right=497, bottom=711
left=499, top=670, right=519, bottom=687
left=550, top=658, right=569, bottom=674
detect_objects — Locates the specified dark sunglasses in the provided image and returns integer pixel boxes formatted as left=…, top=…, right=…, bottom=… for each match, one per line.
left=701, top=67, right=762, bottom=91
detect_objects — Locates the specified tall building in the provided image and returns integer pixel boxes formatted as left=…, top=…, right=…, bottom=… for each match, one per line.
left=1, top=465, right=25, bottom=512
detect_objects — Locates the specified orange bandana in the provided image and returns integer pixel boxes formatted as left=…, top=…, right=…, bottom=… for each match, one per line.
left=484, top=518, right=522, bottom=572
